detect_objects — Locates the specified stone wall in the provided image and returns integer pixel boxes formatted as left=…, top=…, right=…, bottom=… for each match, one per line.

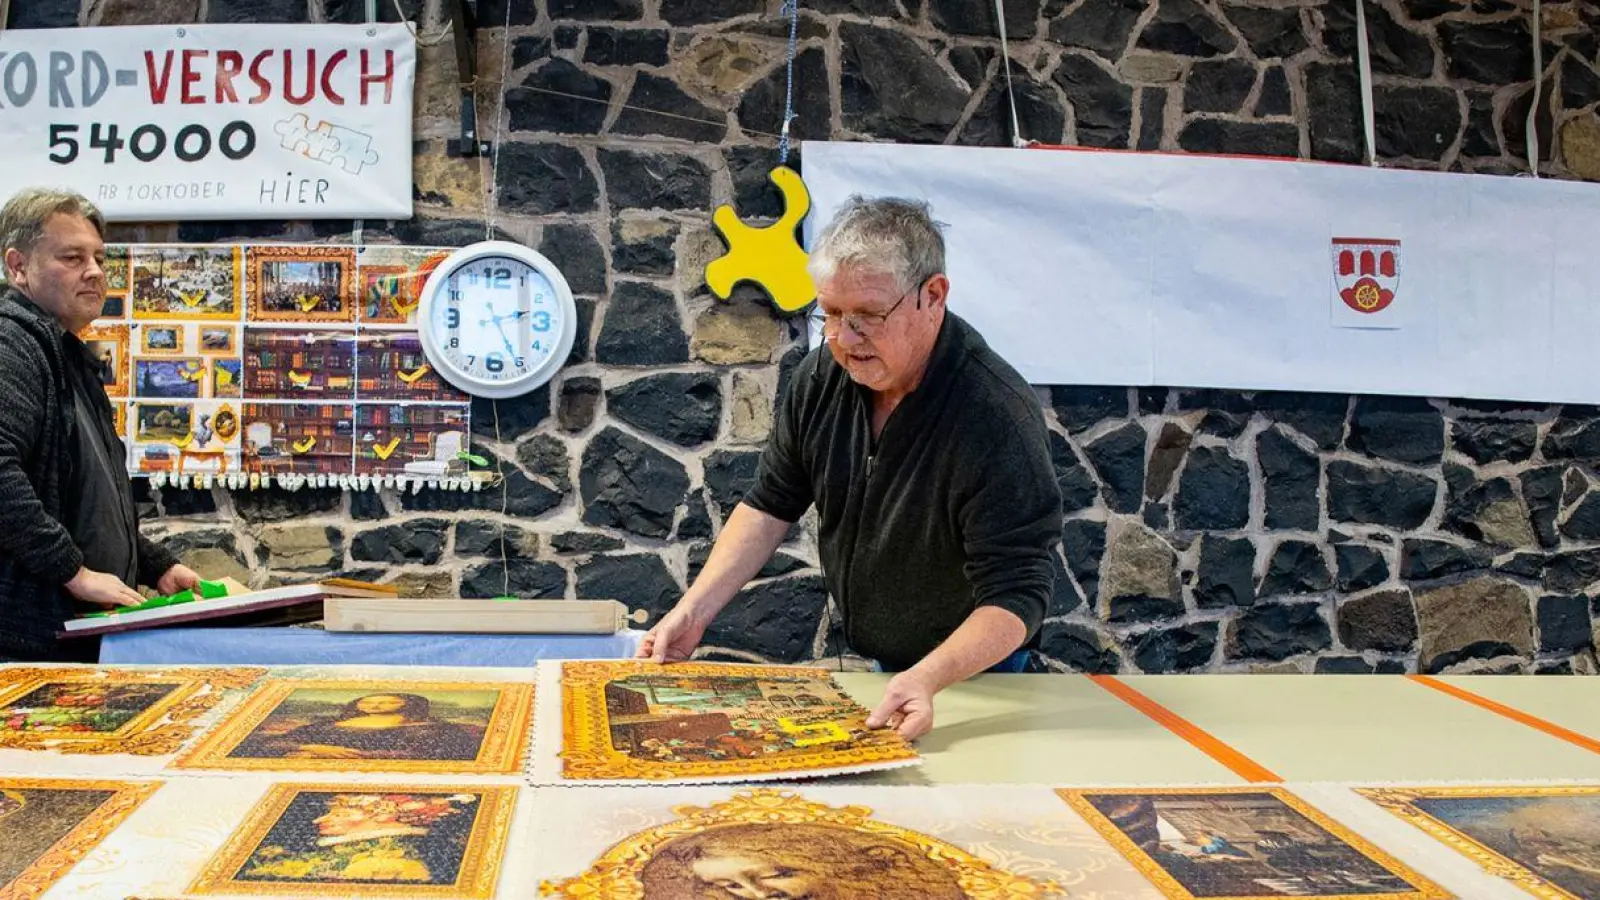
left=12, top=0, right=1600, bottom=674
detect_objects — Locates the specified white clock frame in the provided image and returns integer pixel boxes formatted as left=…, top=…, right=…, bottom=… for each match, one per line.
left=415, top=240, right=578, bottom=399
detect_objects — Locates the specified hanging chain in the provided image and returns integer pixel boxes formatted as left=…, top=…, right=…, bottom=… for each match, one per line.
left=778, top=0, right=800, bottom=165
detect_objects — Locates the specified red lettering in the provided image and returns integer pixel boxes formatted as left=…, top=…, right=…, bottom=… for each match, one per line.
left=284, top=49, right=316, bottom=106
left=360, top=49, right=394, bottom=104
left=247, top=50, right=272, bottom=104
left=320, top=49, right=347, bottom=106
left=144, top=51, right=174, bottom=104
left=180, top=49, right=208, bottom=104
left=215, top=50, right=243, bottom=103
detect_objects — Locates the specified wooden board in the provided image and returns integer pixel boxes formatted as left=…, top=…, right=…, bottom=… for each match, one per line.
left=322, top=598, right=635, bottom=634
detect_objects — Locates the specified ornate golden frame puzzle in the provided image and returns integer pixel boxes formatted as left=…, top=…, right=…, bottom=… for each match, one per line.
left=0, top=667, right=264, bottom=756
left=0, top=777, right=161, bottom=900
left=1358, top=784, right=1600, bottom=900
left=188, top=782, right=516, bottom=898
left=558, top=660, right=919, bottom=782
left=173, top=679, right=534, bottom=774
left=539, top=787, right=1058, bottom=899
left=1057, top=786, right=1452, bottom=900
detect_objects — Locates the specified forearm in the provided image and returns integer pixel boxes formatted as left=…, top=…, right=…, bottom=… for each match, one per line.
left=904, top=606, right=1029, bottom=693
left=677, top=502, right=791, bottom=623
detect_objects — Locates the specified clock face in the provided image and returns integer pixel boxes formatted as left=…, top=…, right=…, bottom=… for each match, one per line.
left=421, top=251, right=571, bottom=397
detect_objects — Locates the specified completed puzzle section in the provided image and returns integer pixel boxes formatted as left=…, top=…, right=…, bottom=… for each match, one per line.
left=86, top=243, right=469, bottom=483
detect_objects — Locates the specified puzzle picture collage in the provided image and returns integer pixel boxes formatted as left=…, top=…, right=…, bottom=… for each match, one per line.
left=0, top=660, right=1596, bottom=900
left=83, top=243, right=471, bottom=482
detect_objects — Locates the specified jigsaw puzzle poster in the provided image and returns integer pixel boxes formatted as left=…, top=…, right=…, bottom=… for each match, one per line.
left=0, top=23, right=414, bottom=221
left=94, top=243, right=470, bottom=482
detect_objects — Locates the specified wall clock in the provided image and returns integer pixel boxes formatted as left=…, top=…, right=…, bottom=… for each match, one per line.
left=416, top=241, right=577, bottom=398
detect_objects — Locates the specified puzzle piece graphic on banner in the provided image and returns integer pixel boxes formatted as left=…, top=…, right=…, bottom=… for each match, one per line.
left=273, top=114, right=381, bottom=175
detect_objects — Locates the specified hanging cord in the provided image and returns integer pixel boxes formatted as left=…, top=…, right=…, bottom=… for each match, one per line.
left=1354, top=0, right=1378, bottom=166
left=777, top=0, right=800, bottom=164
left=1526, top=0, right=1542, bottom=177
left=993, top=0, right=1028, bottom=148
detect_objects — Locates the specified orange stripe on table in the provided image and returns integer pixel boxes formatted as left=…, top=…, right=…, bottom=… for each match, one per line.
left=1408, top=675, right=1600, bottom=755
left=1089, top=675, right=1281, bottom=783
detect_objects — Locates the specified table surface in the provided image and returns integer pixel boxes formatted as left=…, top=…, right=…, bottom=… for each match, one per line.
left=833, top=672, right=1600, bottom=786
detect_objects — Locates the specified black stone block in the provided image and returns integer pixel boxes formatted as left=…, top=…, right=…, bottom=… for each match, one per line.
left=1401, top=538, right=1490, bottom=582
left=1049, top=432, right=1102, bottom=513
left=1322, top=0, right=1434, bottom=76
left=1536, top=594, right=1593, bottom=652
left=1258, top=428, right=1318, bottom=531
left=1173, top=447, right=1250, bottom=531
left=1194, top=535, right=1255, bottom=608
left=577, top=555, right=682, bottom=626
left=1051, top=386, right=1129, bottom=432
left=739, top=48, right=830, bottom=144
left=461, top=560, right=567, bottom=599
left=1259, top=540, right=1333, bottom=596
left=1375, top=86, right=1463, bottom=161
left=585, top=27, right=669, bottom=67
left=1306, top=62, right=1363, bottom=163
left=538, top=225, right=606, bottom=295
left=1336, top=544, right=1389, bottom=593
left=1224, top=5, right=1307, bottom=59
left=599, top=149, right=712, bottom=212
left=1052, top=54, right=1133, bottom=148
left=1326, top=461, right=1437, bottom=529
left=1178, top=120, right=1299, bottom=158
left=351, top=520, right=447, bottom=565
left=594, top=282, right=689, bottom=366
left=495, top=143, right=600, bottom=215
left=1048, top=0, right=1143, bottom=59
left=1085, top=422, right=1146, bottom=514
left=1347, top=396, right=1443, bottom=465
left=1062, top=519, right=1107, bottom=605
left=929, top=0, right=1040, bottom=38
left=1136, top=0, right=1237, bottom=57
left=1451, top=420, right=1535, bottom=464
left=1131, top=622, right=1218, bottom=673
left=1229, top=602, right=1333, bottom=661
left=1185, top=58, right=1257, bottom=114
left=612, top=74, right=728, bottom=143
left=659, top=0, right=760, bottom=25
left=607, top=373, right=722, bottom=448
left=507, top=61, right=613, bottom=135
left=580, top=427, right=689, bottom=538
left=840, top=22, right=970, bottom=143
left=704, top=575, right=828, bottom=663
left=1440, top=19, right=1534, bottom=85
left=551, top=531, right=625, bottom=554
left=1039, top=622, right=1121, bottom=673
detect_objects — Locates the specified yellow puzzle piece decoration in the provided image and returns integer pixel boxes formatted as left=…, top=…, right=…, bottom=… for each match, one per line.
left=371, top=437, right=401, bottom=460
left=286, top=370, right=311, bottom=388
left=176, top=288, right=206, bottom=308
left=706, top=165, right=816, bottom=313
left=396, top=364, right=430, bottom=384
left=291, top=436, right=317, bottom=454
left=777, top=717, right=850, bottom=748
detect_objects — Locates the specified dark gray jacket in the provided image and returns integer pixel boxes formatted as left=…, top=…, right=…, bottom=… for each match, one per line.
left=746, top=311, right=1063, bottom=671
left=0, top=289, right=176, bottom=660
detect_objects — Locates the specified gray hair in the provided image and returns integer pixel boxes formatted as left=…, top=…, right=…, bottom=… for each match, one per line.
left=0, top=188, right=105, bottom=258
left=807, top=195, right=946, bottom=294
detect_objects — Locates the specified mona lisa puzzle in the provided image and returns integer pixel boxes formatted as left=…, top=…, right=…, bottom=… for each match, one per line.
left=172, top=679, right=534, bottom=775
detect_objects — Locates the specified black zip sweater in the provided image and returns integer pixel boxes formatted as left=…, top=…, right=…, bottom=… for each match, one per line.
left=745, top=311, right=1063, bottom=671
left=0, top=289, right=177, bottom=660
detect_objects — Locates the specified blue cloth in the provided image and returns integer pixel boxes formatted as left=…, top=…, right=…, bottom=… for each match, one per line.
left=98, top=627, right=644, bottom=667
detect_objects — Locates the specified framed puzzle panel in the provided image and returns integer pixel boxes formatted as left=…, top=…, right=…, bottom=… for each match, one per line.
left=0, top=667, right=264, bottom=758
left=188, top=782, right=515, bottom=897
left=0, top=777, right=159, bottom=900
left=536, top=661, right=920, bottom=784
left=530, top=784, right=1177, bottom=900
left=1057, top=787, right=1451, bottom=900
left=1358, top=785, right=1600, bottom=900
left=88, top=243, right=470, bottom=487
left=174, top=679, right=533, bottom=774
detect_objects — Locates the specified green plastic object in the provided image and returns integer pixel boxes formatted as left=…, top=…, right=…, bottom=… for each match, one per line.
left=490, top=595, right=520, bottom=602
left=82, top=579, right=231, bottom=619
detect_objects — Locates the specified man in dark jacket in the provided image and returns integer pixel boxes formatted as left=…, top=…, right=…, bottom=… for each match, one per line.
left=639, top=196, right=1063, bottom=740
left=0, top=188, right=200, bottom=662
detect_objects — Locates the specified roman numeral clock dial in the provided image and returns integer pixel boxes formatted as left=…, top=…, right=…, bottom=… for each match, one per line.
left=417, top=242, right=577, bottom=399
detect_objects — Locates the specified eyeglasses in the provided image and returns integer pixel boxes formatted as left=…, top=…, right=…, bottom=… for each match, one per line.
left=819, top=280, right=922, bottom=341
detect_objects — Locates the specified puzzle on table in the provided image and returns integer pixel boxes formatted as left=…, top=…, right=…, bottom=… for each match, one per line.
left=88, top=243, right=467, bottom=484
left=188, top=782, right=515, bottom=897
left=1359, top=785, right=1600, bottom=900
left=0, top=667, right=263, bottom=756
left=543, top=661, right=920, bottom=783
left=1057, top=786, right=1451, bottom=900
left=534, top=786, right=1087, bottom=900
left=175, top=679, right=534, bottom=774
left=0, top=777, right=158, bottom=900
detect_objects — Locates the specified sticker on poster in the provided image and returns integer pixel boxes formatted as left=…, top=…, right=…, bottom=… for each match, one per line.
left=1330, top=231, right=1406, bottom=330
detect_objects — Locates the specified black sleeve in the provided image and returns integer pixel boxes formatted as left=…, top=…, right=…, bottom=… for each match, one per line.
left=742, top=355, right=814, bottom=523
left=957, top=402, right=1063, bottom=643
left=0, top=325, right=83, bottom=584
left=136, top=533, right=180, bottom=589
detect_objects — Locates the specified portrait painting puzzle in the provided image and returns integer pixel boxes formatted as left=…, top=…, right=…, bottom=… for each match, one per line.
left=187, top=782, right=516, bottom=898
left=0, top=667, right=264, bottom=759
left=0, top=777, right=159, bottom=900
left=1057, top=787, right=1452, bottom=900
left=530, top=783, right=1183, bottom=900
left=535, top=660, right=920, bottom=784
left=173, top=679, right=533, bottom=774
left=1356, top=785, right=1600, bottom=900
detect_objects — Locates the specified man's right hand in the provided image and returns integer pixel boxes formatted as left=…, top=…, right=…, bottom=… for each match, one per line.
left=637, top=604, right=711, bottom=663
left=64, top=567, right=145, bottom=608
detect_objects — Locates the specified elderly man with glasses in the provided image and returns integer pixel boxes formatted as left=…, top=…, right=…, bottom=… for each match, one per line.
left=640, top=195, right=1063, bottom=741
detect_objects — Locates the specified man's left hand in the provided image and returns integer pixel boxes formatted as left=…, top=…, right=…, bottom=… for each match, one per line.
left=866, top=670, right=937, bottom=741
left=156, top=564, right=202, bottom=596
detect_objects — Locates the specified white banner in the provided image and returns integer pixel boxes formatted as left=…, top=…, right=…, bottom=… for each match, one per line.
left=0, top=24, right=415, bottom=221
left=801, top=140, right=1600, bottom=405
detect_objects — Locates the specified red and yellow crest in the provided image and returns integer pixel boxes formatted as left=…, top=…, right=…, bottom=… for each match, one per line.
left=1332, top=237, right=1401, bottom=315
